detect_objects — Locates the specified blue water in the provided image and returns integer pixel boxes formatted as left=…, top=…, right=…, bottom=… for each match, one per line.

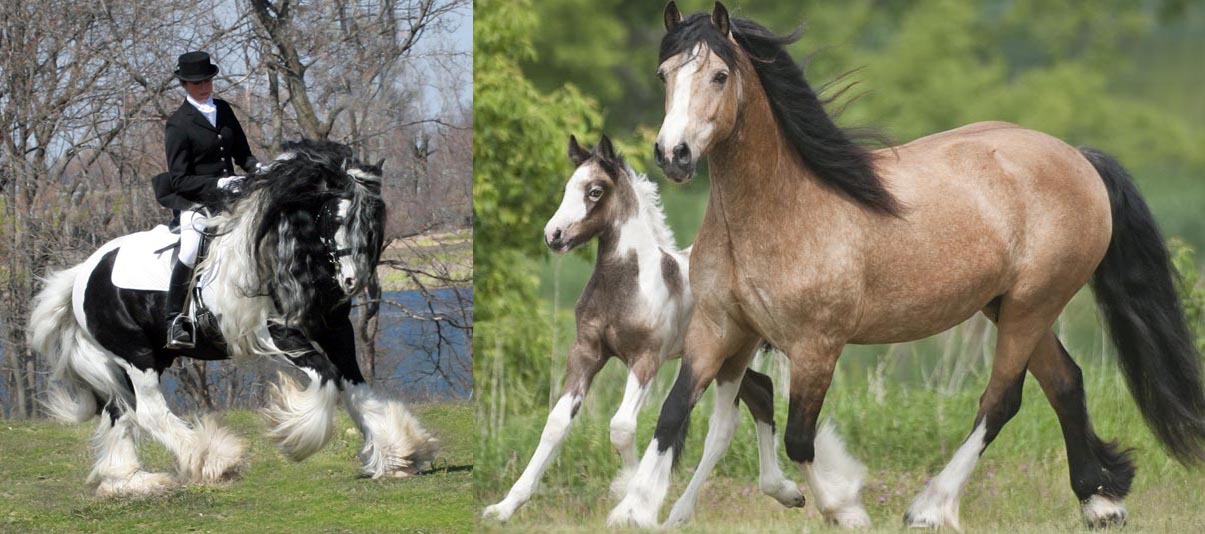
left=0, top=287, right=472, bottom=416
left=374, top=287, right=473, bottom=398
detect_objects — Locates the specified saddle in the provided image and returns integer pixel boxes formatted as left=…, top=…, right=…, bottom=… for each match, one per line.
left=110, top=224, right=223, bottom=347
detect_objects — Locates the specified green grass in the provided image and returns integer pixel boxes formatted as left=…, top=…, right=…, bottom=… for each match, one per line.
left=380, top=228, right=473, bottom=292
left=477, top=349, right=1205, bottom=533
left=0, top=402, right=473, bottom=533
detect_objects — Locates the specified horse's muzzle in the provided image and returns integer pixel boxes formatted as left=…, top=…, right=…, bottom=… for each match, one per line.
left=654, top=142, right=695, bottom=183
left=660, top=162, right=696, bottom=184
left=545, top=228, right=571, bottom=253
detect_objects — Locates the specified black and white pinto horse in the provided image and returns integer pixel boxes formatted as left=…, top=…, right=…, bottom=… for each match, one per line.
left=29, top=140, right=437, bottom=496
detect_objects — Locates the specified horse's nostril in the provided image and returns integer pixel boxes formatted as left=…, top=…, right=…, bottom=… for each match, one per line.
left=552, top=228, right=562, bottom=241
left=653, top=143, right=666, bottom=166
left=672, top=143, right=691, bottom=165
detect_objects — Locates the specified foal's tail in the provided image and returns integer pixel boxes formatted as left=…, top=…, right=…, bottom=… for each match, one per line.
left=28, top=266, right=124, bottom=423
left=1083, top=147, right=1205, bottom=464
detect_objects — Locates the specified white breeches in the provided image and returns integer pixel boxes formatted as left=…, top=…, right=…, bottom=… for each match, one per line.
left=179, top=209, right=206, bottom=267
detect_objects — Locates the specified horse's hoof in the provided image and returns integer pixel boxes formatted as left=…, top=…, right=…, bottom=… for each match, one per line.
left=95, top=471, right=176, bottom=497
left=1082, top=496, right=1127, bottom=530
left=827, top=507, right=872, bottom=529
left=764, top=479, right=805, bottom=508
left=483, top=502, right=515, bottom=523
left=903, top=510, right=942, bottom=530
left=607, top=498, right=657, bottom=529
left=384, top=466, right=420, bottom=478
left=188, top=416, right=246, bottom=483
left=663, top=505, right=693, bottom=528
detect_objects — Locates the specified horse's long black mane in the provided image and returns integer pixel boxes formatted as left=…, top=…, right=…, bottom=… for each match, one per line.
left=660, top=13, right=900, bottom=215
left=231, top=139, right=385, bottom=331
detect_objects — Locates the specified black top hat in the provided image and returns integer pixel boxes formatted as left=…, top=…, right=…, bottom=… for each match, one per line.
left=174, top=51, right=219, bottom=82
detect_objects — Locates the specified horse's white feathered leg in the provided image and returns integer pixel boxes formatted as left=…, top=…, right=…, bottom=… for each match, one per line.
left=484, top=393, right=581, bottom=522
left=905, top=422, right=988, bottom=530
left=664, top=378, right=742, bottom=527
left=264, top=369, right=339, bottom=461
left=122, top=365, right=244, bottom=483
left=342, top=381, right=438, bottom=478
left=754, top=419, right=805, bottom=507
left=803, top=421, right=871, bottom=528
left=609, top=371, right=652, bottom=498
left=89, top=411, right=175, bottom=497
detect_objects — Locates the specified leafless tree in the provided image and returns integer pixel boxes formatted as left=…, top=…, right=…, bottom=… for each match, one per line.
left=0, top=0, right=471, bottom=418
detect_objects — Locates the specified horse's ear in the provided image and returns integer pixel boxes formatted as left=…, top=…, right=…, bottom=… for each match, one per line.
left=596, top=135, right=616, bottom=162
left=375, top=158, right=386, bottom=169
left=664, top=1, right=682, bottom=32
left=712, top=2, right=730, bottom=36
left=567, top=135, right=591, bottom=167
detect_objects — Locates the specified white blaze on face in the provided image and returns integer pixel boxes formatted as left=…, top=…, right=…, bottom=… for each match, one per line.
left=544, top=163, right=594, bottom=244
left=657, top=43, right=703, bottom=160
left=333, top=199, right=357, bottom=293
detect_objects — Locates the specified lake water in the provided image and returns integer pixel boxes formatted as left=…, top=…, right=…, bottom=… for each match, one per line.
left=0, top=287, right=472, bottom=416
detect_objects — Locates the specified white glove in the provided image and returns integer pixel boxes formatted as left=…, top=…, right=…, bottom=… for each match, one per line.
left=218, top=176, right=244, bottom=191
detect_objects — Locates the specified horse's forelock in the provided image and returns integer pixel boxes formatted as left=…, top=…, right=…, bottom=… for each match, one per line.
left=659, top=13, right=740, bottom=69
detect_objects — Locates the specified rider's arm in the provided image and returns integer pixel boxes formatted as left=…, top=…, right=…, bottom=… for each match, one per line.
left=226, top=107, right=259, bottom=174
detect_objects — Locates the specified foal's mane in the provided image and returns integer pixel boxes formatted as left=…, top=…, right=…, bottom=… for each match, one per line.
left=660, top=13, right=900, bottom=215
left=592, top=143, right=678, bottom=251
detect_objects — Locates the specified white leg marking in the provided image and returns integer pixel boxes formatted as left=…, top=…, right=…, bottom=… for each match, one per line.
left=664, top=379, right=741, bottom=527
left=755, top=419, right=805, bottom=508
left=123, top=365, right=244, bottom=483
left=89, top=412, right=175, bottom=497
left=608, top=439, right=675, bottom=528
left=803, top=421, right=870, bottom=528
left=1081, top=495, right=1128, bottom=529
left=263, top=369, right=338, bottom=462
left=609, top=372, right=652, bottom=498
left=905, top=423, right=988, bottom=530
left=342, top=381, right=438, bottom=479
left=484, top=394, right=581, bottom=522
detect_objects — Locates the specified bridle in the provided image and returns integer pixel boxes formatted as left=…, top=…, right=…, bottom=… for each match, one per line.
left=316, top=195, right=354, bottom=263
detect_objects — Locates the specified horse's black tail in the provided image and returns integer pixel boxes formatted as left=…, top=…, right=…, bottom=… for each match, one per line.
left=1083, top=147, right=1205, bottom=464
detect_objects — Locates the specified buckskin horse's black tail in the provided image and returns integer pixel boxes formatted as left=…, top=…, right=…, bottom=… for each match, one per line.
left=1083, top=147, right=1205, bottom=464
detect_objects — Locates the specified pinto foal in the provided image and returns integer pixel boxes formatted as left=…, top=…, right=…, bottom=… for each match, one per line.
left=483, top=135, right=804, bottom=522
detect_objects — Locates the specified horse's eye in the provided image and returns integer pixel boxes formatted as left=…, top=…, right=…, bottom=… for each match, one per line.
left=713, top=71, right=728, bottom=85
left=657, top=70, right=666, bottom=84
left=588, top=187, right=604, bottom=201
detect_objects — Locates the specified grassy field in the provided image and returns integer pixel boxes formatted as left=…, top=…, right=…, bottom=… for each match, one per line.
left=0, top=402, right=473, bottom=533
left=477, top=281, right=1205, bottom=534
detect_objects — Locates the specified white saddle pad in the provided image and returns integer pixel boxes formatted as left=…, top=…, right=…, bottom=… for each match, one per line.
left=111, top=225, right=220, bottom=297
left=111, top=226, right=178, bottom=291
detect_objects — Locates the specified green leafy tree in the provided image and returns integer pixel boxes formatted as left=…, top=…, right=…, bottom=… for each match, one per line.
left=474, top=0, right=600, bottom=418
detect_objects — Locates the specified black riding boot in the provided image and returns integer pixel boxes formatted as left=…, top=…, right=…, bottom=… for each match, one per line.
left=165, top=261, right=196, bottom=349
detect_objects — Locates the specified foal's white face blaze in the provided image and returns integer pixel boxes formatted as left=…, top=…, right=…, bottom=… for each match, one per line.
left=544, top=161, right=606, bottom=252
left=656, top=42, right=740, bottom=182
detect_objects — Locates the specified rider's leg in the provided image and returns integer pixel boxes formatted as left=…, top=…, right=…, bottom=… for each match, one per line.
left=166, top=209, right=205, bottom=349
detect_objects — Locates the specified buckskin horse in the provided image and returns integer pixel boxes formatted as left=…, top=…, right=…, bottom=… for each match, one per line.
left=609, top=2, right=1205, bottom=529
